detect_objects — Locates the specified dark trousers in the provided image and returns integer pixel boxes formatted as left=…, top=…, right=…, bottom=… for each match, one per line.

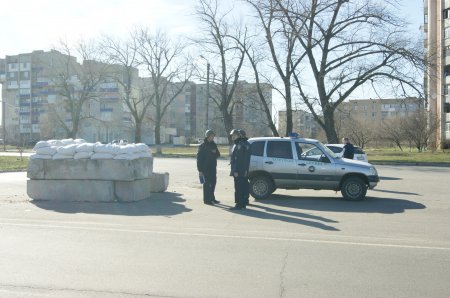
left=203, top=174, right=217, bottom=203
left=234, top=176, right=249, bottom=207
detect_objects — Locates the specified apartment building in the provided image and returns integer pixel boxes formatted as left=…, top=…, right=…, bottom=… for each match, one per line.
left=0, top=50, right=143, bottom=144
left=1, top=50, right=273, bottom=145
left=277, top=97, right=423, bottom=141
left=425, top=0, right=450, bottom=148
left=194, top=81, right=273, bottom=141
left=278, top=110, right=320, bottom=139
left=336, top=97, right=424, bottom=123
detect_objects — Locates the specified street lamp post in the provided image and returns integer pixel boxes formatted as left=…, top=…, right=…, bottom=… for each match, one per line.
left=206, top=61, right=210, bottom=129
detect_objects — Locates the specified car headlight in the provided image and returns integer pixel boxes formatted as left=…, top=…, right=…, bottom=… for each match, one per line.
left=369, top=167, right=378, bottom=176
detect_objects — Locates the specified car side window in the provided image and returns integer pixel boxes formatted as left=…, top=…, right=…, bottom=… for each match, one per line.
left=267, top=141, right=293, bottom=159
left=250, top=141, right=265, bottom=157
left=297, top=143, right=326, bottom=162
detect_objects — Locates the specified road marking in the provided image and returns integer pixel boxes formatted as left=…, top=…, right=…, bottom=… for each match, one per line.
left=2, top=221, right=450, bottom=251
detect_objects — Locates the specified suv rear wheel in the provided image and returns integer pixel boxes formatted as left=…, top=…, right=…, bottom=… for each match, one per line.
left=341, top=177, right=367, bottom=201
left=249, top=176, right=274, bottom=200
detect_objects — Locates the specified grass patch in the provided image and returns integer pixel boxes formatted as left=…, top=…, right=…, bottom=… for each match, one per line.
left=0, top=156, right=29, bottom=171
left=366, top=148, right=450, bottom=164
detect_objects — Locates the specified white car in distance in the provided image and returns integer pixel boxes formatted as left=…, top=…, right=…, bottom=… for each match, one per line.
left=325, top=144, right=368, bottom=162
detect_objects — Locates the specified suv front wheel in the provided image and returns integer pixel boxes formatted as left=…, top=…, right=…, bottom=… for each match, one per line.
left=249, top=176, right=274, bottom=200
left=341, top=177, right=367, bottom=201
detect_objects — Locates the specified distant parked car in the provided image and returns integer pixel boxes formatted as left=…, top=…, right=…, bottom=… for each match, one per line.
left=325, top=144, right=368, bottom=162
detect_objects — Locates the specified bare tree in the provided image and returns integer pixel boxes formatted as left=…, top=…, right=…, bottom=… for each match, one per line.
left=194, top=0, right=247, bottom=142
left=342, top=117, right=375, bottom=149
left=49, top=40, right=109, bottom=138
left=380, top=117, right=405, bottom=151
left=243, top=0, right=306, bottom=136
left=403, top=110, right=437, bottom=152
left=232, top=30, right=279, bottom=136
left=137, top=29, right=192, bottom=153
left=276, top=0, right=424, bottom=143
left=100, top=32, right=151, bottom=143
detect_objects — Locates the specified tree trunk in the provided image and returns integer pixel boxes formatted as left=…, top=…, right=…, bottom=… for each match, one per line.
left=155, top=122, right=162, bottom=154
left=323, top=108, right=338, bottom=143
left=222, top=109, right=233, bottom=144
left=134, top=121, right=142, bottom=143
left=285, top=82, right=292, bottom=136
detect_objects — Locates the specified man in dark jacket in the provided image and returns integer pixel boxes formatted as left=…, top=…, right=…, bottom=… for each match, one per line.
left=342, top=137, right=355, bottom=159
left=229, top=129, right=251, bottom=210
left=197, top=130, right=221, bottom=205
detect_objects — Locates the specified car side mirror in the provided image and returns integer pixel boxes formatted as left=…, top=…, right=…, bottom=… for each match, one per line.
left=319, top=154, right=330, bottom=163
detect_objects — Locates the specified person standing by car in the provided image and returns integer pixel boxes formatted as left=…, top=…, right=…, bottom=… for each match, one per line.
left=197, top=130, right=221, bottom=205
left=342, top=137, right=355, bottom=159
left=229, top=129, right=251, bottom=210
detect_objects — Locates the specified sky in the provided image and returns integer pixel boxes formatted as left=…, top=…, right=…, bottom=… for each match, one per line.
left=0, top=0, right=423, bottom=58
left=0, top=0, right=424, bottom=121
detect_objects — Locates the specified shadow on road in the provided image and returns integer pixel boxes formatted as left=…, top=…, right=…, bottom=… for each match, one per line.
left=255, top=194, right=426, bottom=214
left=215, top=203, right=340, bottom=231
left=379, top=176, right=402, bottom=181
left=372, top=189, right=420, bottom=196
left=31, top=192, right=192, bottom=216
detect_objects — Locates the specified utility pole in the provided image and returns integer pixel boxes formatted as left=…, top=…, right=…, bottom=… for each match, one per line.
left=206, top=61, right=210, bottom=129
left=2, top=100, right=5, bottom=151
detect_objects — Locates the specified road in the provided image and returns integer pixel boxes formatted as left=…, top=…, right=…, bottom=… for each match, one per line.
left=0, top=158, right=449, bottom=297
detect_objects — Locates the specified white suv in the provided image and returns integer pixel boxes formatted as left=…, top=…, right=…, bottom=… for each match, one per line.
left=248, top=137, right=379, bottom=201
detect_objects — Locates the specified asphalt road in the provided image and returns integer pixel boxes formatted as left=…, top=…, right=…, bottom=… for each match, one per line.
left=0, top=158, right=449, bottom=297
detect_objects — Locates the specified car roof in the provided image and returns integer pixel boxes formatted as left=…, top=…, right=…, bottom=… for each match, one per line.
left=248, top=137, right=320, bottom=143
left=326, top=144, right=361, bottom=149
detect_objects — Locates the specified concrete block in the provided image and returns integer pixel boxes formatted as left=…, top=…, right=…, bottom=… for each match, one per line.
left=27, top=179, right=115, bottom=202
left=115, top=178, right=152, bottom=202
left=150, top=172, right=169, bottom=193
left=27, top=157, right=153, bottom=181
left=27, top=159, right=45, bottom=179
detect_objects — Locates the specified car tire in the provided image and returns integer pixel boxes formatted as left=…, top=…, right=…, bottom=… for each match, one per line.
left=249, top=176, right=274, bottom=200
left=341, top=177, right=367, bottom=201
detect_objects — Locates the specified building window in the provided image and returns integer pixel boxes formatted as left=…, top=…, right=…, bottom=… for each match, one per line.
left=444, top=9, right=450, bottom=19
left=445, top=103, right=450, bottom=113
left=445, top=27, right=450, bottom=39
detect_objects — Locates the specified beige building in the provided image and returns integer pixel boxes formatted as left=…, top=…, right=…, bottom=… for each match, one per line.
left=336, top=97, right=424, bottom=124
left=278, top=110, right=320, bottom=139
left=194, top=81, right=273, bottom=141
left=424, top=0, right=450, bottom=148
left=0, top=50, right=144, bottom=144
left=1, top=51, right=273, bottom=145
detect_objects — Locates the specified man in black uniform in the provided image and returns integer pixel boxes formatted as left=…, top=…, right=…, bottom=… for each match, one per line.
left=229, top=129, right=251, bottom=210
left=197, top=130, right=221, bottom=205
left=342, top=137, right=355, bottom=159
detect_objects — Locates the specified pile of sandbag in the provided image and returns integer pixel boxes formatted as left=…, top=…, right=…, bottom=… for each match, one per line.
left=31, top=139, right=152, bottom=160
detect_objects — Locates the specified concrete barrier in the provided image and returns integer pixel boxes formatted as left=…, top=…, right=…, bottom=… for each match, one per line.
left=27, top=158, right=153, bottom=181
left=27, top=157, right=169, bottom=202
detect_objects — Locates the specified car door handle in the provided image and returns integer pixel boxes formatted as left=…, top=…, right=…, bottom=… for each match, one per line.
left=265, top=161, right=274, bottom=164
left=298, top=163, right=306, bottom=166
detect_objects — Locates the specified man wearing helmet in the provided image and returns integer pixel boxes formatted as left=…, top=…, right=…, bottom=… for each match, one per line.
left=197, top=130, right=221, bottom=205
left=229, top=129, right=251, bottom=210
